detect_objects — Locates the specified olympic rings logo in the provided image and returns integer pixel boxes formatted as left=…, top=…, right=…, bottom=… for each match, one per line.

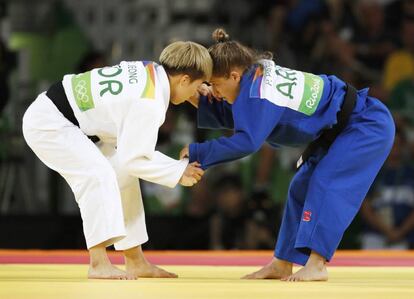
left=74, top=80, right=90, bottom=103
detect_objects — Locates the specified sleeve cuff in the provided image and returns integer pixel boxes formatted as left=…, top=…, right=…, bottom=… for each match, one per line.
left=169, top=158, right=189, bottom=188
left=189, top=143, right=198, bottom=163
left=197, top=96, right=210, bottom=128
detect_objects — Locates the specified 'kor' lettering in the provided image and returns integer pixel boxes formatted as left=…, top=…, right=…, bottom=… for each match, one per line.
left=98, top=65, right=122, bottom=77
left=98, top=66, right=123, bottom=96
left=99, top=80, right=123, bottom=96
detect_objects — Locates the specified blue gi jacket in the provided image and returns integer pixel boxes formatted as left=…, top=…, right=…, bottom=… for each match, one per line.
left=189, top=60, right=369, bottom=169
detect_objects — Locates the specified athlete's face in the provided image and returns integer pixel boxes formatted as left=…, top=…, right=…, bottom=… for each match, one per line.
left=171, top=75, right=205, bottom=105
left=209, top=70, right=242, bottom=104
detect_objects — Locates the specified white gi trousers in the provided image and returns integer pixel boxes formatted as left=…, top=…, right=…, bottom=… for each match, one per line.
left=22, top=93, right=148, bottom=250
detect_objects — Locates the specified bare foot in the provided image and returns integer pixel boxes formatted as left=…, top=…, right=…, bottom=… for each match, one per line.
left=281, top=251, right=328, bottom=282
left=126, top=260, right=178, bottom=278
left=282, top=265, right=328, bottom=282
left=242, top=257, right=292, bottom=279
left=124, top=246, right=178, bottom=278
left=88, top=243, right=136, bottom=280
left=88, top=263, right=133, bottom=280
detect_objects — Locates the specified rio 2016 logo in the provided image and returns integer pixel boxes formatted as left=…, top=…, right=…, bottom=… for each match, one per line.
left=306, top=77, right=321, bottom=109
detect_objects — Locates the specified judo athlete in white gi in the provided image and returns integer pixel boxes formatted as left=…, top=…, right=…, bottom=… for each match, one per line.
left=22, top=41, right=212, bottom=280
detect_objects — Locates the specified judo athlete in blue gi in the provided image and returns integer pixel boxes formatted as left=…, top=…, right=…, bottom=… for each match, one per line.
left=181, top=29, right=395, bottom=281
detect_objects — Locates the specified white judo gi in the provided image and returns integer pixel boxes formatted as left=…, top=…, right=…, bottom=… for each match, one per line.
left=22, top=61, right=189, bottom=249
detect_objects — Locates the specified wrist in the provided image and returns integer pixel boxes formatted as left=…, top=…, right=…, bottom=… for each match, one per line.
left=189, top=143, right=198, bottom=163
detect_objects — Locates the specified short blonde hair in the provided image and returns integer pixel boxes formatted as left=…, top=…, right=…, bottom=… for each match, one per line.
left=159, top=41, right=212, bottom=81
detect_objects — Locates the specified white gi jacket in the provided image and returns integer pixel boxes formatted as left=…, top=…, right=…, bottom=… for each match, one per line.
left=62, top=61, right=187, bottom=188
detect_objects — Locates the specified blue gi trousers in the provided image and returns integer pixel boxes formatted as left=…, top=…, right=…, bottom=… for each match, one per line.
left=275, top=93, right=395, bottom=265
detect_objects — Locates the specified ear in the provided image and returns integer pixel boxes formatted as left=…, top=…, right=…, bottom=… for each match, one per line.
left=179, top=74, right=191, bottom=86
left=230, top=71, right=241, bottom=83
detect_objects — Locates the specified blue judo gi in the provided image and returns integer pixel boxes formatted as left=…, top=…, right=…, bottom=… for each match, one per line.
left=189, top=60, right=395, bottom=265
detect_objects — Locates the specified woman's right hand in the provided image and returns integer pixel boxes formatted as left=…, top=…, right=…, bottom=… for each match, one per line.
left=179, top=162, right=204, bottom=187
left=198, top=83, right=213, bottom=98
left=187, top=83, right=218, bottom=108
left=198, top=83, right=222, bottom=103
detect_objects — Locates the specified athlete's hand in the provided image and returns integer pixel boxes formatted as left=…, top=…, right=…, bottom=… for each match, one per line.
left=199, top=83, right=223, bottom=103
left=188, top=83, right=222, bottom=106
left=179, top=162, right=204, bottom=187
left=180, top=145, right=189, bottom=159
left=198, top=83, right=213, bottom=99
left=187, top=83, right=215, bottom=107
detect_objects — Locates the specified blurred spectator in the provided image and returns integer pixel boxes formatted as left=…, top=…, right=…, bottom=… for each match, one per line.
left=401, top=0, right=414, bottom=16
left=388, top=72, right=414, bottom=126
left=141, top=108, right=189, bottom=215
left=360, top=128, right=414, bottom=249
left=382, top=0, right=409, bottom=33
left=241, top=145, right=295, bottom=211
left=284, top=0, right=327, bottom=34
left=265, top=4, right=297, bottom=68
left=76, top=51, right=106, bottom=73
left=245, top=186, right=279, bottom=249
left=285, top=0, right=330, bottom=71
left=210, top=174, right=248, bottom=249
left=242, top=146, right=295, bottom=249
left=325, top=0, right=357, bottom=32
left=252, top=145, right=276, bottom=190
left=382, top=12, right=414, bottom=94
left=312, top=1, right=360, bottom=82
left=185, top=178, right=213, bottom=217
left=209, top=146, right=286, bottom=249
left=308, top=17, right=357, bottom=83
left=0, top=39, right=16, bottom=114
left=187, top=128, right=241, bottom=218
left=352, top=0, right=396, bottom=80
left=320, top=0, right=394, bottom=102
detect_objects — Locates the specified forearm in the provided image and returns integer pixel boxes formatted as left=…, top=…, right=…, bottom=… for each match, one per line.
left=189, top=134, right=258, bottom=169
left=123, top=151, right=188, bottom=188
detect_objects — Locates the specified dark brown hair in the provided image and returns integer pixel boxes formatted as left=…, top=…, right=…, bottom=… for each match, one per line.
left=208, top=28, right=273, bottom=77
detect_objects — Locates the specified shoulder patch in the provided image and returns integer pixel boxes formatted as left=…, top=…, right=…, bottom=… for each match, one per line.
left=141, top=62, right=156, bottom=99
left=250, top=67, right=263, bottom=98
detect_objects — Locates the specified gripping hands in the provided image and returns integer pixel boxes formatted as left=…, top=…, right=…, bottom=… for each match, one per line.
left=179, top=161, right=204, bottom=187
